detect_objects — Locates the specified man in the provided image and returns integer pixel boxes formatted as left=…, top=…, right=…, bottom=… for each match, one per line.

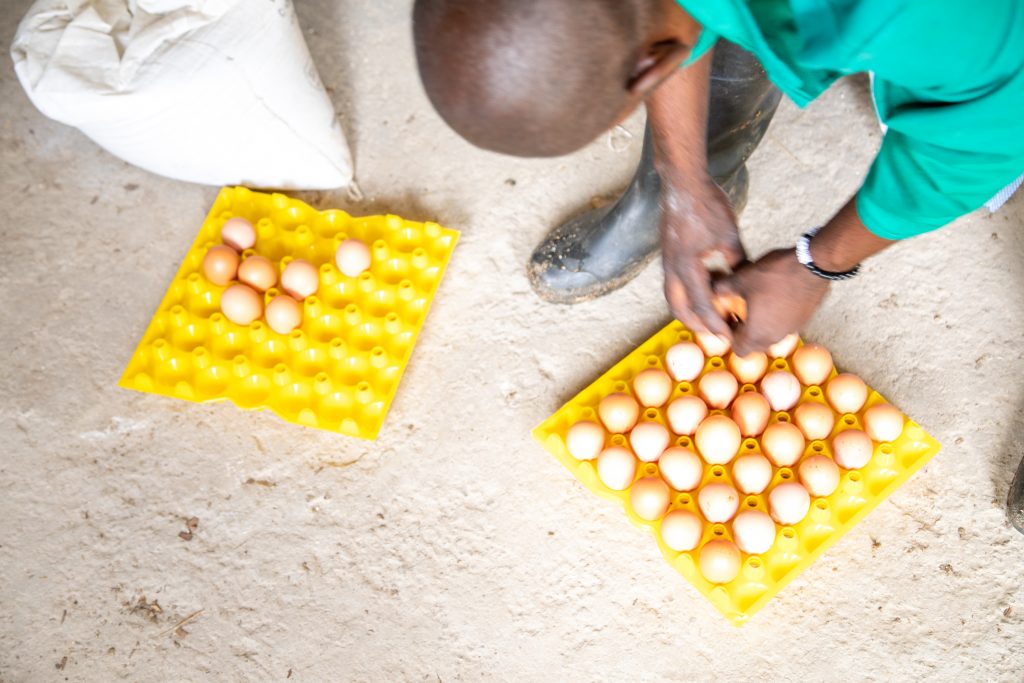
left=412, top=0, right=1024, bottom=356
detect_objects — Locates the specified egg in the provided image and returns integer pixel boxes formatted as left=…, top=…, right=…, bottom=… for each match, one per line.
left=760, top=371, right=801, bottom=411
left=665, top=341, right=705, bottom=381
left=237, top=255, right=278, bottom=292
left=791, top=343, right=833, bottom=386
left=597, top=446, right=636, bottom=490
left=699, top=370, right=739, bottom=409
left=220, top=284, right=263, bottom=325
left=793, top=401, right=835, bottom=440
left=633, top=368, right=673, bottom=407
left=630, top=477, right=671, bottom=521
left=832, top=429, right=874, bottom=469
left=202, top=245, right=240, bottom=286
left=666, top=395, right=708, bottom=435
left=221, top=216, right=256, bottom=251
left=730, top=391, right=771, bottom=437
left=280, top=259, right=319, bottom=301
left=630, top=421, right=671, bottom=462
left=565, top=421, right=605, bottom=460
left=769, top=482, right=811, bottom=525
left=767, top=333, right=799, bottom=359
left=694, top=415, right=741, bottom=465
left=761, top=422, right=806, bottom=467
left=699, top=539, right=741, bottom=583
left=731, top=453, right=773, bottom=494
left=825, top=373, right=868, bottom=414
left=265, top=294, right=302, bottom=334
left=798, top=455, right=840, bottom=497
left=863, top=404, right=905, bottom=442
left=727, top=351, right=769, bottom=384
left=658, top=447, right=703, bottom=491
left=695, top=331, right=731, bottom=357
left=732, top=510, right=777, bottom=554
left=698, top=483, right=740, bottom=523
left=598, top=393, right=640, bottom=433
left=336, top=239, right=372, bottom=277
left=660, top=510, right=703, bottom=552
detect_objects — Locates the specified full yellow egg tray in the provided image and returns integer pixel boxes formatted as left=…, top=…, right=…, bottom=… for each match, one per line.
left=533, top=320, right=941, bottom=626
left=120, top=187, right=458, bottom=440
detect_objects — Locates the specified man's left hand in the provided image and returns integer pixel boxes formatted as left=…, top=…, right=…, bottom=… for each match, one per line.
left=712, top=249, right=830, bottom=356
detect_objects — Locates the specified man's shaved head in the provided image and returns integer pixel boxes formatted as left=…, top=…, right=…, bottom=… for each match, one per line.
left=414, top=0, right=685, bottom=157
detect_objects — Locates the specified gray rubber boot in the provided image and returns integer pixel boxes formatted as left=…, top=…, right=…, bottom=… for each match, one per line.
left=1008, top=455, right=1024, bottom=534
left=528, top=41, right=782, bottom=304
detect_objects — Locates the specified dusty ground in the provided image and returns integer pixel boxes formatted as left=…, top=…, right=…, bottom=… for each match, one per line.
left=3, top=1, right=1024, bottom=681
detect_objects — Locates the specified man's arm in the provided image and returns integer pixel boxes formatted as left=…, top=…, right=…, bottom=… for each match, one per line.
left=648, top=48, right=747, bottom=339
left=714, top=196, right=895, bottom=356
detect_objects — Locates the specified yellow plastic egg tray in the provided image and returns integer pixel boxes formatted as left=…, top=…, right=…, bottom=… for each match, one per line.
left=120, top=187, right=458, bottom=440
left=533, top=320, right=940, bottom=626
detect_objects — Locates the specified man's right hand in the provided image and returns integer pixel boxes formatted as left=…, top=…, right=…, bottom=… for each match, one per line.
left=659, top=170, right=746, bottom=338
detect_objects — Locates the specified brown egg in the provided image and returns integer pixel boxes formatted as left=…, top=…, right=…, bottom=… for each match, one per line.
left=863, top=404, right=905, bottom=443
left=633, top=368, right=673, bottom=407
left=565, top=421, right=605, bottom=460
left=698, top=482, right=740, bottom=523
left=658, top=447, right=703, bottom=491
left=220, top=284, right=263, bottom=325
left=598, top=393, right=640, bottom=433
left=793, top=401, right=835, bottom=440
left=666, top=396, right=708, bottom=435
left=699, top=539, right=741, bottom=583
left=769, top=482, right=811, bottom=525
left=630, top=421, right=671, bottom=462
left=825, top=373, right=868, bottom=414
left=280, top=259, right=319, bottom=301
left=730, top=392, right=771, bottom=437
left=761, top=422, right=806, bottom=467
left=732, top=453, right=773, bottom=494
left=792, top=343, right=834, bottom=386
left=732, top=510, right=776, bottom=554
left=694, top=415, right=741, bottom=465
left=660, top=510, right=703, bottom=552
left=597, top=446, right=636, bottom=490
left=767, top=333, right=799, bottom=359
left=630, top=477, right=671, bottom=521
left=336, top=239, right=372, bottom=277
left=832, top=429, right=873, bottom=469
left=665, top=342, right=705, bottom=382
left=237, top=255, right=278, bottom=292
left=798, top=455, right=840, bottom=497
left=221, top=216, right=256, bottom=251
left=265, top=294, right=302, bottom=334
left=760, top=371, right=802, bottom=411
left=699, top=370, right=739, bottom=409
left=202, top=245, right=240, bottom=286
left=727, top=351, right=769, bottom=384
left=695, top=331, right=731, bottom=357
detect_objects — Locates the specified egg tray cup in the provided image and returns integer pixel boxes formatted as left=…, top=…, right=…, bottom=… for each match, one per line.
left=532, top=320, right=941, bottom=626
left=120, top=187, right=458, bottom=440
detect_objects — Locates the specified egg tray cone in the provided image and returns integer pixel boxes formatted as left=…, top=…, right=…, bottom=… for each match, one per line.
left=120, top=187, right=458, bottom=440
left=532, top=321, right=941, bottom=626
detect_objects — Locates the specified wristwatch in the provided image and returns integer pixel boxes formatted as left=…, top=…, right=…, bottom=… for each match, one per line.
left=795, top=226, right=861, bottom=281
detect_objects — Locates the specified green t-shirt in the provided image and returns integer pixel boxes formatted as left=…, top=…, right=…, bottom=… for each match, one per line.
left=676, top=0, right=1024, bottom=239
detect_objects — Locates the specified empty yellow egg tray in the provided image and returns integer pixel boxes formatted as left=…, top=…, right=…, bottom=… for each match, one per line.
left=120, top=187, right=458, bottom=440
left=533, top=320, right=940, bottom=626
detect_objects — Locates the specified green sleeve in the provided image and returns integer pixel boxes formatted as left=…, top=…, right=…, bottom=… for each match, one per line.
left=858, top=129, right=1023, bottom=240
left=682, top=26, right=718, bottom=66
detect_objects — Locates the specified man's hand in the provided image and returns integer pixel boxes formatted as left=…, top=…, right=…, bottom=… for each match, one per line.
left=712, top=249, right=830, bottom=356
left=660, top=172, right=746, bottom=337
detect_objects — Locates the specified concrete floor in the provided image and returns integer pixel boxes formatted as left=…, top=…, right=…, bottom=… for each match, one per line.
left=3, top=1, right=1024, bottom=681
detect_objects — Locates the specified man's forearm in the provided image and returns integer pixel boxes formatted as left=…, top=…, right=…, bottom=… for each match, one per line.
left=646, top=48, right=714, bottom=179
left=811, top=196, right=895, bottom=272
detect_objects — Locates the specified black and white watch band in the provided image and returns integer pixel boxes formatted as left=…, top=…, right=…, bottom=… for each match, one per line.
left=796, top=226, right=861, bottom=281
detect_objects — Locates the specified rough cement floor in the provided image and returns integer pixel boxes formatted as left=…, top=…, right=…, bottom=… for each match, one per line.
left=3, top=1, right=1024, bottom=681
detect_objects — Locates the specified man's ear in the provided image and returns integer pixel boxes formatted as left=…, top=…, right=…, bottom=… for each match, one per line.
left=627, top=40, right=691, bottom=96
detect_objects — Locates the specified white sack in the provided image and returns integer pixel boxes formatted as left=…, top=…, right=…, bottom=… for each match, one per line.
left=11, top=0, right=353, bottom=190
